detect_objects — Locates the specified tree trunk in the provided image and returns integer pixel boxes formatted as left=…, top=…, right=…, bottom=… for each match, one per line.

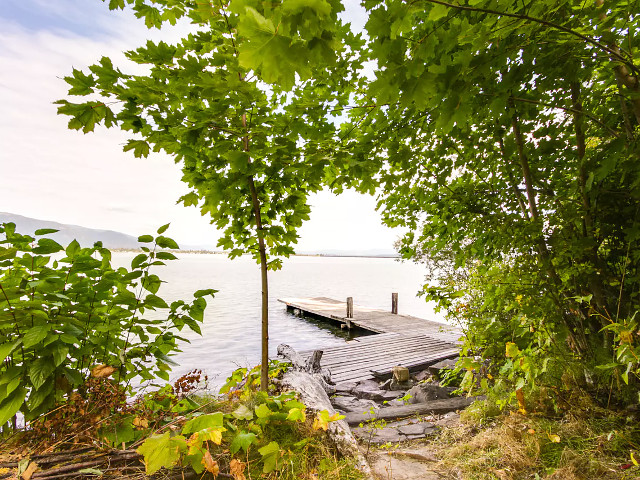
left=242, top=112, right=269, bottom=393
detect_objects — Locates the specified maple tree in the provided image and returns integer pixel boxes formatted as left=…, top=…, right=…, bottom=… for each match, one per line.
left=56, top=0, right=360, bottom=391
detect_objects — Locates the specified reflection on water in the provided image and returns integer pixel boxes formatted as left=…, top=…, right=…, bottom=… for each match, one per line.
left=111, top=253, right=444, bottom=388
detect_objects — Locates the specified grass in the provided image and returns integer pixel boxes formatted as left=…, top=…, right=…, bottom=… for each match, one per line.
left=422, top=399, right=640, bottom=480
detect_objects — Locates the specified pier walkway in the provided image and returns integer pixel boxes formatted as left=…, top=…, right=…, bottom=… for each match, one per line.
left=278, top=297, right=462, bottom=384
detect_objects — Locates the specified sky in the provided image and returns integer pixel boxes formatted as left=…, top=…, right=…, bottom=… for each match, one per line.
left=0, top=0, right=400, bottom=253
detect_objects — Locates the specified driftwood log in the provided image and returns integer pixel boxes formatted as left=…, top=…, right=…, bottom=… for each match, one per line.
left=277, top=344, right=374, bottom=479
left=344, top=395, right=486, bottom=426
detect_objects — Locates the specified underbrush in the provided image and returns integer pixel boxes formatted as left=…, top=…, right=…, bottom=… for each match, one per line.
left=0, top=364, right=364, bottom=479
left=428, top=398, right=640, bottom=480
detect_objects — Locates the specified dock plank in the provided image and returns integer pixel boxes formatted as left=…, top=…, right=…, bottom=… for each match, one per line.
left=278, top=296, right=462, bottom=343
left=279, top=297, right=462, bottom=384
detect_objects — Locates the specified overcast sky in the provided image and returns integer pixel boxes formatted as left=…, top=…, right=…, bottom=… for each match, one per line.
left=0, top=0, right=400, bottom=252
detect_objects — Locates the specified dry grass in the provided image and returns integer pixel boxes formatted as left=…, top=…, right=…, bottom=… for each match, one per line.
left=419, top=401, right=640, bottom=480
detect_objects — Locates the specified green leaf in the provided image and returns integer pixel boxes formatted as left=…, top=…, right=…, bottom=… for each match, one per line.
left=156, top=236, right=179, bottom=250
left=255, top=403, right=272, bottom=418
left=52, top=343, right=69, bottom=367
left=194, top=289, right=216, bottom=298
left=123, top=139, right=150, bottom=158
left=65, top=239, right=80, bottom=257
left=131, top=253, right=148, bottom=269
left=258, top=441, right=281, bottom=473
left=23, top=325, right=51, bottom=348
left=232, top=404, right=254, bottom=420
left=29, top=357, right=55, bottom=390
left=145, top=294, right=169, bottom=309
left=35, top=228, right=59, bottom=236
left=230, top=431, right=257, bottom=454
left=428, top=3, right=448, bottom=21
left=182, top=412, right=224, bottom=434
left=157, top=223, right=170, bottom=234
left=0, top=339, right=22, bottom=362
left=33, top=238, right=63, bottom=254
left=0, top=387, right=27, bottom=425
left=286, top=407, right=305, bottom=422
left=142, top=274, right=162, bottom=294
left=136, top=432, right=186, bottom=475
left=138, top=235, right=154, bottom=243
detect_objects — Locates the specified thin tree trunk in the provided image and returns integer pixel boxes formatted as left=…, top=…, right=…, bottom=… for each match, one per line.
left=242, top=113, right=269, bottom=392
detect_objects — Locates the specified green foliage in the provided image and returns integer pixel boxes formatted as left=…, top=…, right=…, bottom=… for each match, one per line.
left=338, top=0, right=640, bottom=407
left=0, top=223, right=214, bottom=429
left=59, top=0, right=360, bottom=269
left=135, top=364, right=346, bottom=477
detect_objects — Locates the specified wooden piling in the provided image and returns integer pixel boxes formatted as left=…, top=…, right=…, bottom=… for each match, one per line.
left=346, top=297, right=353, bottom=318
left=391, top=292, right=398, bottom=314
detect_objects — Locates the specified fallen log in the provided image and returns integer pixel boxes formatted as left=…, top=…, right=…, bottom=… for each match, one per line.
left=277, top=344, right=334, bottom=394
left=344, top=396, right=485, bottom=426
left=277, top=344, right=373, bottom=480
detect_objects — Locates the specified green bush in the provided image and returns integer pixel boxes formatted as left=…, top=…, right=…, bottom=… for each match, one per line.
left=0, top=222, right=215, bottom=430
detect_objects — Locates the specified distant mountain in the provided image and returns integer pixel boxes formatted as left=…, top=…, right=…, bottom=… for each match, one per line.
left=0, top=212, right=142, bottom=249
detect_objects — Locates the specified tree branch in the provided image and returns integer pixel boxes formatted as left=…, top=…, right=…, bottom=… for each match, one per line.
left=416, top=0, right=637, bottom=73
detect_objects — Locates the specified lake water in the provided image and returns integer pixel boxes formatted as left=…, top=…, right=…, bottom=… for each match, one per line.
left=111, top=252, right=445, bottom=388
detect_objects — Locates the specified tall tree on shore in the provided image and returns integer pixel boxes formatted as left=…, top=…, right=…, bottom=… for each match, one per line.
left=337, top=0, right=640, bottom=401
left=56, top=0, right=360, bottom=391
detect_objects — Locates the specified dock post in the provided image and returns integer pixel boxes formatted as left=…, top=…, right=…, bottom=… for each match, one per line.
left=391, top=293, right=398, bottom=314
left=346, top=297, right=353, bottom=318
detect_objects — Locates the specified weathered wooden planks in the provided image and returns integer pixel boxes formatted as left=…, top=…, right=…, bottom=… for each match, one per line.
left=299, top=332, right=459, bottom=383
left=280, top=296, right=463, bottom=384
left=278, top=296, right=462, bottom=344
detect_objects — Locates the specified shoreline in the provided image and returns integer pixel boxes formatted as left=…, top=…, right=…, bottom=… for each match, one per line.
left=110, top=248, right=401, bottom=259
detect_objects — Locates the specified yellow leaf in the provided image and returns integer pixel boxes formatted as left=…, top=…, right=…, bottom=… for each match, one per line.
left=312, top=416, right=327, bottom=431
left=0, top=468, right=8, bottom=475
left=229, top=459, right=247, bottom=480
left=203, top=427, right=224, bottom=445
left=133, top=417, right=149, bottom=429
left=91, top=364, right=116, bottom=378
left=620, top=330, right=633, bottom=344
left=631, top=451, right=639, bottom=466
left=527, top=428, right=536, bottom=435
left=516, top=388, right=526, bottom=414
left=547, top=433, right=561, bottom=443
left=186, top=432, right=201, bottom=455
left=487, top=373, right=493, bottom=380
left=202, top=450, right=219, bottom=476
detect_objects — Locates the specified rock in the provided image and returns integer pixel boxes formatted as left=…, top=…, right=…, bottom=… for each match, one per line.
left=369, top=452, right=441, bottom=480
left=331, top=395, right=378, bottom=414
left=390, top=378, right=414, bottom=391
left=398, top=423, right=433, bottom=436
left=352, top=426, right=405, bottom=444
left=407, top=383, right=451, bottom=403
left=354, top=379, right=380, bottom=391
left=413, top=369, right=432, bottom=382
left=386, top=399, right=406, bottom=407
left=334, top=382, right=357, bottom=394
left=358, top=388, right=402, bottom=402
left=428, top=358, right=458, bottom=376
left=379, top=379, right=392, bottom=390
left=392, top=366, right=410, bottom=382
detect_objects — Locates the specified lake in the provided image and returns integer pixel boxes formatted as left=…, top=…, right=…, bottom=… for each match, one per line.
left=111, top=252, right=445, bottom=388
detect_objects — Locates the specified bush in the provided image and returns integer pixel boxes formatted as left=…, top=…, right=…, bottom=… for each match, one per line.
left=0, top=222, right=215, bottom=431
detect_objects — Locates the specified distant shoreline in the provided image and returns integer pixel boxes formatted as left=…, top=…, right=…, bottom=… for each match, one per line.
left=110, top=248, right=400, bottom=259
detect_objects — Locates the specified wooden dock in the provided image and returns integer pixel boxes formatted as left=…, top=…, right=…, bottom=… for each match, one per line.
left=279, top=296, right=462, bottom=384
